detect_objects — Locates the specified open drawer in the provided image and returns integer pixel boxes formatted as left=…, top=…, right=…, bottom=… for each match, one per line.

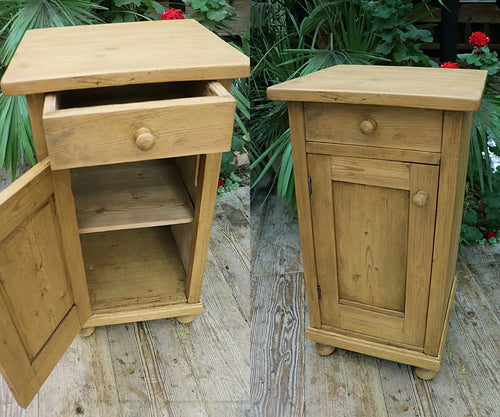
left=42, top=81, right=236, bottom=170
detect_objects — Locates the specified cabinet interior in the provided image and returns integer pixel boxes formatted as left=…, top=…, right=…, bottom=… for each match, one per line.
left=70, top=157, right=197, bottom=314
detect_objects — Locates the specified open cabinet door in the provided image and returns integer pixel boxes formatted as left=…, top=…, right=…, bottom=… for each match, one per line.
left=0, top=159, right=90, bottom=408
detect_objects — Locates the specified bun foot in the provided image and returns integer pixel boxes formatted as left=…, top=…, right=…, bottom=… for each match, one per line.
left=315, top=343, right=335, bottom=356
left=79, top=327, right=95, bottom=338
left=176, top=315, right=195, bottom=324
left=414, top=367, right=437, bottom=380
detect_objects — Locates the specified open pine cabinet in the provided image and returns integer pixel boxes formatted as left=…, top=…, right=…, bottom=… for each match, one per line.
left=0, top=20, right=249, bottom=407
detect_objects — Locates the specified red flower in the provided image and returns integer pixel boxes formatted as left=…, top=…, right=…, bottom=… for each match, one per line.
left=469, top=32, right=490, bottom=47
left=218, top=179, right=225, bottom=188
left=440, top=61, right=460, bottom=69
left=487, top=231, right=496, bottom=240
left=161, top=8, right=185, bottom=20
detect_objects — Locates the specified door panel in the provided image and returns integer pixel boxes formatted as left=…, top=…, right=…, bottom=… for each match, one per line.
left=308, top=154, right=438, bottom=347
left=0, top=159, right=90, bottom=408
left=0, top=202, right=73, bottom=360
left=334, top=182, right=409, bottom=313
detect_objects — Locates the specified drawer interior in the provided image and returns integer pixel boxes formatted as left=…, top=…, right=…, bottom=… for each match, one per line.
left=57, top=81, right=221, bottom=109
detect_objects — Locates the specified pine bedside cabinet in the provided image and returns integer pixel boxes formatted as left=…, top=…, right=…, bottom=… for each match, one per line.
left=267, top=65, right=487, bottom=380
left=0, top=20, right=249, bottom=407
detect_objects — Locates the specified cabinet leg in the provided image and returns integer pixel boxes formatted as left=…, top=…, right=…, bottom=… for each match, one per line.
left=79, top=327, right=95, bottom=338
left=414, top=367, right=438, bottom=380
left=176, top=315, right=195, bottom=324
left=315, top=343, right=335, bottom=356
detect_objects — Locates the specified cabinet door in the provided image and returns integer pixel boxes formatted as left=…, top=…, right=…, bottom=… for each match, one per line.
left=308, top=154, right=438, bottom=348
left=0, top=159, right=90, bottom=408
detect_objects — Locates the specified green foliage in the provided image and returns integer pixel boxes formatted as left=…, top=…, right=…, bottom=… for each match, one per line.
left=219, top=31, right=250, bottom=177
left=217, top=171, right=242, bottom=195
left=250, top=0, right=426, bottom=210
left=97, top=0, right=164, bottom=22
left=183, top=0, right=235, bottom=31
left=457, top=43, right=500, bottom=191
left=461, top=170, right=500, bottom=245
left=458, top=46, right=500, bottom=76
left=0, top=0, right=103, bottom=178
left=362, top=0, right=436, bottom=66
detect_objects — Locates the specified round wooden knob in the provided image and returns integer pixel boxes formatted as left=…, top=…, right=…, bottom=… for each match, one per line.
left=134, top=127, right=155, bottom=151
left=413, top=191, right=429, bottom=207
left=359, top=119, right=377, bottom=135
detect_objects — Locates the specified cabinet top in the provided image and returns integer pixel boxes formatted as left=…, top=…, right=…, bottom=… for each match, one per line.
left=1, top=20, right=249, bottom=96
left=267, top=65, right=488, bottom=111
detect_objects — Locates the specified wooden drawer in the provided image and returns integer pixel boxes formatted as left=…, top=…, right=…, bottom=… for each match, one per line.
left=304, top=103, right=443, bottom=153
left=43, top=81, right=236, bottom=170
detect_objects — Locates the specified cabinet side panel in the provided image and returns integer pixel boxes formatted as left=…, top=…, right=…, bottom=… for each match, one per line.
left=185, top=153, right=222, bottom=303
left=288, top=102, right=321, bottom=328
left=424, top=111, right=472, bottom=355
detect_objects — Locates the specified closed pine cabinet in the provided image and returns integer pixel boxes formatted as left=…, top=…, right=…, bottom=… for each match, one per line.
left=268, top=65, right=488, bottom=379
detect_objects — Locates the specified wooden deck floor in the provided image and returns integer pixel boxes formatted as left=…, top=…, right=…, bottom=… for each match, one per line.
left=251, top=191, right=500, bottom=417
left=0, top=187, right=250, bottom=417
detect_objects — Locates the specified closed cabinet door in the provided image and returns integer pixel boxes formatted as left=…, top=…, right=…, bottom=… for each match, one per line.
left=307, top=154, right=439, bottom=349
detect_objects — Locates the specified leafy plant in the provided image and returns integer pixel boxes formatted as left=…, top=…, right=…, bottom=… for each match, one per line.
left=220, top=31, right=250, bottom=177
left=0, top=0, right=103, bottom=178
left=183, top=0, right=236, bottom=32
left=250, top=0, right=390, bottom=210
left=96, top=0, right=166, bottom=23
left=461, top=170, right=500, bottom=246
left=362, top=0, right=436, bottom=66
left=217, top=171, right=242, bottom=195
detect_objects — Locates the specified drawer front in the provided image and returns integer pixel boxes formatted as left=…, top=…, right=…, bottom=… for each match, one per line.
left=43, top=82, right=236, bottom=170
left=304, top=103, right=443, bottom=153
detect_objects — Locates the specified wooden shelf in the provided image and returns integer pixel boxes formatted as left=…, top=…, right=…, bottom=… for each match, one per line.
left=81, top=227, right=188, bottom=315
left=71, top=159, right=194, bottom=234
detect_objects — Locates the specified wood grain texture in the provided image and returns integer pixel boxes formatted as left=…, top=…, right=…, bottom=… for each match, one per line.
left=0, top=186, right=250, bottom=414
left=81, top=227, right=187, bottom=315
left=251, top=192, right=499, bottom=417
left=0, top=203, right=73, bottom=360
left=425, top=112, right=472, bottom=356
left=1, top=20, right=249, bottom=96
left=50, top=169, right=91, bottom=325
left=304, top=103, right=442, bottom=153
left=210, top=187, right=250, bottom=321
left=287, top=102, right=322, bottom=328
left=186, top=153, right=222, bottom=303
left=25, top=94, right=47, bottom=160
left=251, top=273, right=305, bottom=417
left=306, top=142, right=441, bottom=165
left=403, top=164, right=439, bottom=347
left=0, top=160, right=89, bottom=408
left=43, top=88, right=236, bottom=170
left=330, top=156, right=411, bottom=190
left=333, top=181, right=409, bottom=313
left=307, top=153, right=340, bottom=328
left=71, top=159, right=194, bottom=233
left=267, top=65, right=487, bottom=111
